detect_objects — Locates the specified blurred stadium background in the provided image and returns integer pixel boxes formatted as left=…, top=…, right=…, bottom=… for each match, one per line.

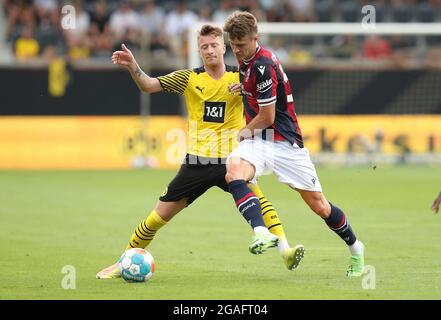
left=0, top=0, right=440, bottom=168
left=1, top=0, right=441, bottom=300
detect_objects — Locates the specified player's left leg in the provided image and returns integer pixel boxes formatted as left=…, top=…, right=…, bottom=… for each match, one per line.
left=248, top=183, right=305, bottom=270
left=97, top=159, right=215, bottom=279
left=126, top=199, right=187, bottom=250
left=272, top=142, right=364, bottom=276
left=96, top=199, right=187, bottom=279
left=298, top=190, right=365, bottom=277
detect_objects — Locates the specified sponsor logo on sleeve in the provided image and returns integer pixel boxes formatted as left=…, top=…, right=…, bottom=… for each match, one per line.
left=256, top=79, right=273, bottom=93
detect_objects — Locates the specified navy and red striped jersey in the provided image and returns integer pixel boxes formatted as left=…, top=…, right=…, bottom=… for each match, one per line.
left=239, top=45, right=304, bottom=148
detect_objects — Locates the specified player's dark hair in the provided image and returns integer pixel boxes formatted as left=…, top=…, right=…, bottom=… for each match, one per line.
left=223, top=11, right=258, bottom=40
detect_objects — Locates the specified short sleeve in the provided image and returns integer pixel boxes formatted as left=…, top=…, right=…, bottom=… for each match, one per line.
left=157, top=69, right=192, bottom=94
left=253, top=61, right=278, bottom=107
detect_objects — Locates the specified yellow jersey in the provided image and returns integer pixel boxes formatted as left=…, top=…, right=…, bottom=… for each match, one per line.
left=158, top=65, right=244, bottom=159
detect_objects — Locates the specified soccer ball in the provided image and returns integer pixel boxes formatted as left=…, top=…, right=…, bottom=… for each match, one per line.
left=118, top=248, right=155, bottom=282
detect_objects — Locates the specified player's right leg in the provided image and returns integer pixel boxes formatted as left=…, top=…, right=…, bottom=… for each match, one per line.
left=225, top=153, right=278, bottom=255
left=297, top=190, right=365, bottom=276
left=96, top=199, right=187, bottom=279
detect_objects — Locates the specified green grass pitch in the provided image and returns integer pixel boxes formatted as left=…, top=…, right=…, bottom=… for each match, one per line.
left=1, top=165, right=440, bottom=300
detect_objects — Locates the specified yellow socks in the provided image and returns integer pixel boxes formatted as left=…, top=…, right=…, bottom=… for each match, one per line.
left=126, top=210, right=167, bottom=250
left=248, top=183, right=287, bottom=242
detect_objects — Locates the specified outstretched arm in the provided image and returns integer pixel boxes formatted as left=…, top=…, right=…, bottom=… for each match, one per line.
left=432, top=192, right=441, bottom=214
left=111, top=43, right=162, bottom=93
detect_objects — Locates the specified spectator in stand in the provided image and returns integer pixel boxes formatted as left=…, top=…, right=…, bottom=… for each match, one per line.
left=35, top=9, right=65, bottom=56
left=328, top=35, right=359, bottom=60
left=109, top=0, right=141, bottom=42
left=268, top=37, right=288, bottom=62
left=425, top=45, right=441, bottom=68
left=230, top=0, right=267, bottom=21
left=63, top=0, right=90, bottom=61
left=198, top=4, right=213, bottom=22
left=34, top=0, right=58, bottom=21
left=6, top=1, right=36, bottom=44
left=389, top=0, right=413, bottom=23
left=14, top=24, right=40, bottom=60
left=247, top=0, right=268, bottom=22
left=90, top=0, right=113, bottom=57
left=260, top=0, right=288, bottom=22
left=138, top=0, right=170, bottom=57
left=287, top=42, right=313, bottom=65
left=287, top=0, right=317, bottom=22
left=388, top=35, right=417, bottom=67
left=114, top=28, right=141, bottom=53
left=63, top=0, right=90, bottom=43
left=164, top=0, right=197, bottom=60
left=212, top=0, right=234, bottom=23
left=138, top=0, right=165, bottom=37
left=68, top=35, right=91, bottom=60
left=363, top=35, right=391, bottom=60
left=5, top=0, right=441, bottom=65
left=164, top=0, right=197, bottom=38
left=90, top=0, right=110, bottom=35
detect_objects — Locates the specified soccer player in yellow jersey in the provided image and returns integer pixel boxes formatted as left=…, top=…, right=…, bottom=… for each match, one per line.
left=96, top=25, right=304, bottom=279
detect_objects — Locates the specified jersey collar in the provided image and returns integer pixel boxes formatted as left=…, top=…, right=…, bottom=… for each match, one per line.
left=243, top=44, right=261, bottom=66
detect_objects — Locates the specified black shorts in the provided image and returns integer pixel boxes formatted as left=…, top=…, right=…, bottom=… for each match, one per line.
left=159, top=154, right=229, bottom=206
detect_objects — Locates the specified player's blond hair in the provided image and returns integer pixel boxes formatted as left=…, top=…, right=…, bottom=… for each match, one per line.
left=223, top=11, right=258, bottom=40
left=198, top=25, right=224, bottom=42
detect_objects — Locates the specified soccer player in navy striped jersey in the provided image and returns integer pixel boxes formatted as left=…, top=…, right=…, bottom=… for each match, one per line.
left=223, top=11, right=365, bottom=277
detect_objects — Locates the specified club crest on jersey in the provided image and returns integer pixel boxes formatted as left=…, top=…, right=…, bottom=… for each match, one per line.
left=244, top=68, right=251, bottom=82
left=257, top=79, right=272, bottom=92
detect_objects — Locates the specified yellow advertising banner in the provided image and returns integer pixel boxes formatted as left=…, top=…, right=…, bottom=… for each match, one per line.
left=0, top=116, right=186, bottom=169
left=0, top=115, right=440, bottom=169
left=297, top=115, right=441, bottom=154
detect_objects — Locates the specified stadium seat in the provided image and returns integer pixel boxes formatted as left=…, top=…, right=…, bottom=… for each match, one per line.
left=371, top=3, right=386, bottom=23
left=315, top=0, right=334, bottom=22
left=415, top=3, right=435, bottom=22
left=390, top=4, right=413, bottom=23
left=339, top=1, right=359, bottom=22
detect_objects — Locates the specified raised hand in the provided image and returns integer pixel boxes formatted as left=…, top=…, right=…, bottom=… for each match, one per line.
left=111, top=43, right=135, bottom=67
